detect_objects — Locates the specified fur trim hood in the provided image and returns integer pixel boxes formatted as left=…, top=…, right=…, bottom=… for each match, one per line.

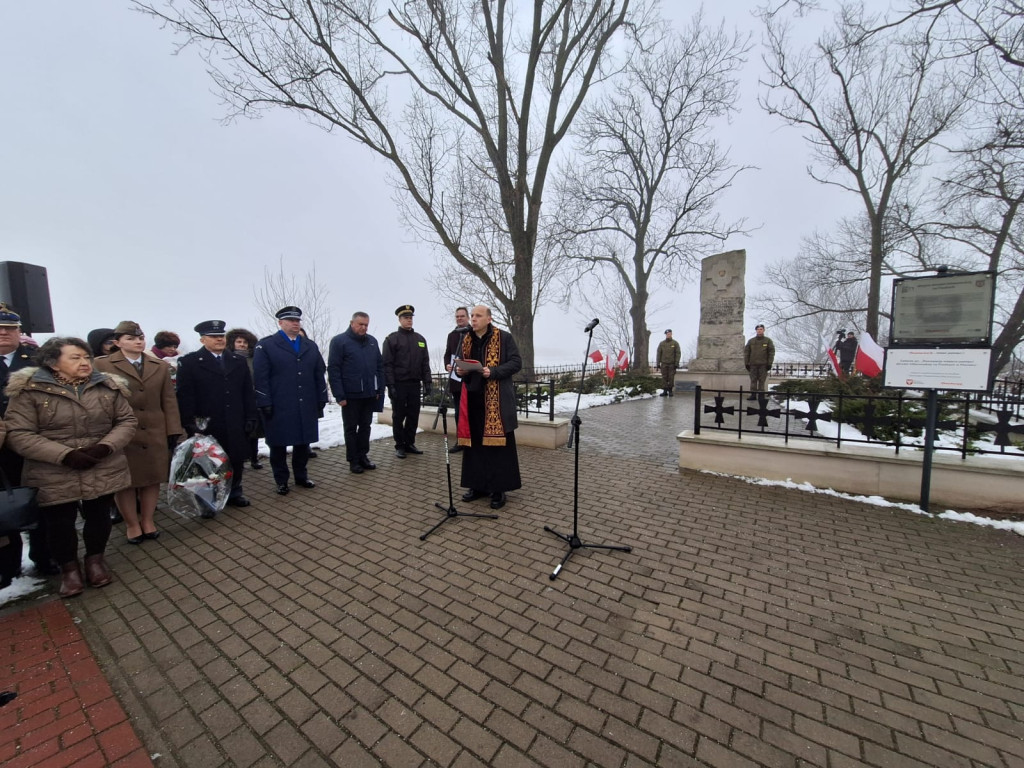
left=5, top=366, right=132, bottom=399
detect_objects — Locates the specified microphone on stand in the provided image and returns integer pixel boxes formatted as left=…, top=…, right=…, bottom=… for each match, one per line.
left=584, top=318, right=600, bottom=333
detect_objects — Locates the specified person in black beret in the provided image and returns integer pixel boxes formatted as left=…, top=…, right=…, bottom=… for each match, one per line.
left=382, top=305, right=433, bottom=458
left=253, top=307, right=328, bottom=494
left=0, top=303, right=58, bottom=585
left=175, top=320, right=258, bottom=512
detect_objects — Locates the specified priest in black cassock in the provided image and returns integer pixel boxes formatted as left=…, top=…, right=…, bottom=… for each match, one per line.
left=455, top=305, right=522, bottom=510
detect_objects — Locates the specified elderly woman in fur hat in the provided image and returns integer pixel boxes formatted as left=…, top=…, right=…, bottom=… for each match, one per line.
left=4, top=337, right=136, bottom=597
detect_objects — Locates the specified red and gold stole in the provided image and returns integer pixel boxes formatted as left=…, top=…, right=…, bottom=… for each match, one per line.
left=457, top=328, right=506, bottom=446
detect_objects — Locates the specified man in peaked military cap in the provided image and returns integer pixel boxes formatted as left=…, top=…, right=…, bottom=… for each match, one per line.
left=253, top=306, right=328, bottom=495
left=382, top=305, right=432, bottom=458
left=175, top=320, right=258, bottom=513
left=0, top=303, right=58, bottom=585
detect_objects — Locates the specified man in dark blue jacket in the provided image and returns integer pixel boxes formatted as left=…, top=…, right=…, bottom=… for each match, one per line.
left=328, top=312, right=384, bottom=474
left=0, top=303, right=57, bottom=585
left=253, top=307, right=328, bottom=494
left=176, top=320, right=258, bottom=511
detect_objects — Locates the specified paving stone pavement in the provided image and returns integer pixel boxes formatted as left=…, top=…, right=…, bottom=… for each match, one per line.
left=10, top=395, right=1024, bottom=767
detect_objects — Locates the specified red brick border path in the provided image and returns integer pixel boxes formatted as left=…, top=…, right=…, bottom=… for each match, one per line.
left=0, top=599, right=153, bottom=768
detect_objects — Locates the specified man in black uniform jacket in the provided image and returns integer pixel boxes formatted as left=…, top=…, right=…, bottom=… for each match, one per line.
left=442, top=307, right=470, bottom=452
left=0, top=303, right=57, bottom=586
left=382, top=305, right=432, bottom=458
left=176, top=320, right=258, bottom=513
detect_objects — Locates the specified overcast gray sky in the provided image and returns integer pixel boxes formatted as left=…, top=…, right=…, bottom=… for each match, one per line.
left=0, top=2, right=859, bottom=364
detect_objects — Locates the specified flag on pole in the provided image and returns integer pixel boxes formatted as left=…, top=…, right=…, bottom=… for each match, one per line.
left=588, top=350, right=604, bottom=364
left=616, top=349, right=629, bottom=371
left=822, top=333, right=842, bottom=377
left=855, top=332, right=885, bottom=377
left=606, top=352, right=616, bottom=379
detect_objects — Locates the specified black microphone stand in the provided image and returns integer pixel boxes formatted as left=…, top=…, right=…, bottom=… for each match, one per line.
left=543, top=323, right=632, bottom=579
left=421, top=340, right=498, bottom=541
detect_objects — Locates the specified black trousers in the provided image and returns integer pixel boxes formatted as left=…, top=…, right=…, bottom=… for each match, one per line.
left=269, top=445, right=310, bottom=486
left=45, top=495, right=114, bottom=565
left=0, top=447, right=53, bottom=581
left=341, top=398, right=375, bottom=463
left=391, top=381, right=422, bottom=448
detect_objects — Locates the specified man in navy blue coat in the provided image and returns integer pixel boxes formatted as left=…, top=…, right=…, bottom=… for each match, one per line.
left=253, top=307, right=328, bottom=494
left=176, top=320, right=258, bottom=511
left=328, top=312, right=384, bottom=474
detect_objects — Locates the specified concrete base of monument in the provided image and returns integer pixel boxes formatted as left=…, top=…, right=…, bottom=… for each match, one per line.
left=379, top=407, right=571, bottom=449
left=677, top=430, right=1023, bottom=512
left=673, top=371, right=752, bottom=392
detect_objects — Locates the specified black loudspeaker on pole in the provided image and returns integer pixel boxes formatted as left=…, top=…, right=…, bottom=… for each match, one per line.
left=0, top=262, right=54, bottom=333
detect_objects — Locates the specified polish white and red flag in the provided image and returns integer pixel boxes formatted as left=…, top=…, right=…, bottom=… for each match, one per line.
left=588, top=349, right=604, bottom=364
left=615, top=349, right=629, bottom=372
left=606, top=352, right=616, bottom=379
left=855, top=332, right=885, bottom=377
left=822, top=333, right=842, bottom=377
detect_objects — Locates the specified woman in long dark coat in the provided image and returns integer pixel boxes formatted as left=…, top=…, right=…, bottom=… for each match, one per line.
left=95, top=322, right=182, bottom=543
left=227, top=328, right=263, bottom=470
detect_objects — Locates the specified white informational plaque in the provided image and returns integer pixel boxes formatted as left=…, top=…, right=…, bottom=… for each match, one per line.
left=884, top=348, right=992, bottom=391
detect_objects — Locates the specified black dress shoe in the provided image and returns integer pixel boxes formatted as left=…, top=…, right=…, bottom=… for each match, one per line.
left=489, top=492, right=507, bottom=510
left=350, top=462, right=364, bottom=474
left=227, top=495, right=251, bottom=507
left=395, top=447, right=407, bottom=459
left=296, top=480, right=316, bottom=489
left=200, top=509, right=216, bottom=519
left=405, top=444, right=424, bottom=455
left=359, top=456, right=376, bottom=470
left=276, top=484, right=290, bottom=495
left=659, top=391, right=668, bottom=397
left=142, top=531, right=161, bottom=541
left=448, top=444, right=463, bottom=453
left=126, top=535, right=144, bottom=545
left=462, top=489, right=485, bottom=502
left=250, top=460, right=264, bottom=470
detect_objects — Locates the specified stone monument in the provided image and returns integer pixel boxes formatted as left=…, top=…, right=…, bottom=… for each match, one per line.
left=679, top=249, right=749, bottom=390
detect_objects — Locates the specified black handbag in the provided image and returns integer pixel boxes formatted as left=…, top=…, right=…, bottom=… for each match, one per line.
left=0, top=467, right=39, bottom=534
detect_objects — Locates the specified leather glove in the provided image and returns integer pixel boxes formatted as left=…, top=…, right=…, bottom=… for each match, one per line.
left=167, top=435, right=182, bottom=451
left=424, top=385, right=433, bottom=397
left=62, top=449, right=99, bottom=470
left=80, top=444, right=113, bottom=461
left=244, top=419, right=257, bottom=435
left=259, top=406, right=273, bottom=420
left=184, top=423, right=198, bottom=437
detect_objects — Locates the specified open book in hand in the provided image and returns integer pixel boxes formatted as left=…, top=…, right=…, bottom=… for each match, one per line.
left=455, top=358, right=484, bottom=374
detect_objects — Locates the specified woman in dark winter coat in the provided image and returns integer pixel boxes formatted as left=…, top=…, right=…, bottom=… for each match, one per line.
left=94, top=322, right=182, bottom=544
left=227, top=328, right=264, bottom=469
left=87, top=328, right=117, bottom=359
left=4, top=337, right=137, bottom=597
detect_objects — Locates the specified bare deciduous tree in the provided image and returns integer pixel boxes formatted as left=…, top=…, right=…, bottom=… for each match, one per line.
left=556, top=13, right=749, bottom=372
left=759, top=1, right=974, bottom=339
left=251, top=258, right=336, bottom=344
left=137, top=0, right=645, bottom=373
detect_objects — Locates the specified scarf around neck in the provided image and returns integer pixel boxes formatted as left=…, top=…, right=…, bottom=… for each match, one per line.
left=458, top=326, right=505, bottom=446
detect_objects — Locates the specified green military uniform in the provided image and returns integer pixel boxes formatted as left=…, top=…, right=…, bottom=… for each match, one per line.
left=655, top=331, right=681, bottom=397
left=743, top=326, right=775, bottom=400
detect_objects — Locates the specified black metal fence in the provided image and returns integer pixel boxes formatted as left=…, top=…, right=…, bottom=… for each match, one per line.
left=428, top=373, right=556, bottom=421
left=693, top=386, right=1024, bottom=458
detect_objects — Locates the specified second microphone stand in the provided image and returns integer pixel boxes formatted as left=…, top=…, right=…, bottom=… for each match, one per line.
left=420, top=350, right=499, bottom=541
left=543, top=324, right=632, bottom=579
